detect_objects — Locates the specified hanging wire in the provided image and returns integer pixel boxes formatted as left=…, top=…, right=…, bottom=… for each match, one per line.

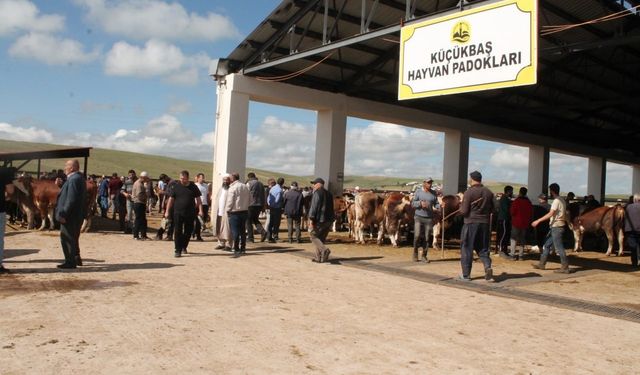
left=541, top=4, right=640, bottom=36
left=254, top=51, right=337, bottom=82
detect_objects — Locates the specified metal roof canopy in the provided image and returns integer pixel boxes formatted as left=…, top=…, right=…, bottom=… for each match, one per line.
left=224, top=0, right=640, bottom=164
left=0, top=147, right=93, bottom=177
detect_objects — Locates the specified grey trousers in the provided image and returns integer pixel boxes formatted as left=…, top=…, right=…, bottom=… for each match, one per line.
left=310, top=221, right=332, bottom=262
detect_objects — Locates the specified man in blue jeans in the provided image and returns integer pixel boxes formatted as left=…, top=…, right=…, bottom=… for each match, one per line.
left=459, top=171, right=493, bottom=281
left=458, top=171, right=495, bottom=281
left=225, top=172, right=250, bottom=258
left=411, top=177, right=438, bottom=262
left=532, top=183, right=570, bottom=273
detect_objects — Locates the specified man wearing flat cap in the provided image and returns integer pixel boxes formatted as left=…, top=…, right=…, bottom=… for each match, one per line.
left=308, top=177, right=334, bottom=263
left=411, top=177, right=438, bottom=262
left=458, top=170, right=495, bottom=281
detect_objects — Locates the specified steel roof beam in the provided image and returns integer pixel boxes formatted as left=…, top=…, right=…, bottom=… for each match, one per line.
left=244, top=0, right=323, bottom=69
left=244, top=22, right=401, bottom=74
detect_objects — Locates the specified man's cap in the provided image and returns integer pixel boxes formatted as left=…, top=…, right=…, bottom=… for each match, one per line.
left=291, top=181, right=298, bottom=187
left=538, top=193, right=547, bottom=200
left=469, top=170, right=482, bottom=181
left=140, top=171, right=148, bottom=178
left=424, top=177, right=434, bottom=182
left=221, top=172, right=231, bottom=178
left=310, top=177, right=325, bottom=184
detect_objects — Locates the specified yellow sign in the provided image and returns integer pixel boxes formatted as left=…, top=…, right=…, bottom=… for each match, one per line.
left=399, top=0, right=537, bottom=100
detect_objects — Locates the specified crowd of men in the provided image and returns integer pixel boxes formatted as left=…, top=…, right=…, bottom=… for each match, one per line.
left=2, top=163, right=640, bottom=276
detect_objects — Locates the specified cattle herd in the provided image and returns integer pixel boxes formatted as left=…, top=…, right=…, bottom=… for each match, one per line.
left=3, top=175, right=632, bottom=258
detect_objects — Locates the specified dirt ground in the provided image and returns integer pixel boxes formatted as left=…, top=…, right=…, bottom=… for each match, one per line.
left=2, top=214, right=640, bottom=374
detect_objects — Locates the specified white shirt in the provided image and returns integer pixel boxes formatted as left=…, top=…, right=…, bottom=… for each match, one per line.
left=196, top=182, right=209, bottom=204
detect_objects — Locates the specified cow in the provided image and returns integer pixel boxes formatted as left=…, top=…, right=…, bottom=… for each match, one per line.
left=353, top=191, right=385, bottom=244
left=301, top=190, right=313, bottom=231
left=11, top=176, right=60, bottom=230
left=380, top=192, right=413, bottom=247
left=332, top=195, right=350, bottom=232
left=11, top=175, right=98, bottom=232
left=81, top=179, right=98, bottom=232
left=432, top=193, right=463, bottom=250
left=569, top=204, right=625, bottom=256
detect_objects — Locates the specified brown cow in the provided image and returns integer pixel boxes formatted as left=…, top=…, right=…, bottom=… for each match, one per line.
left=353, top=192, right=385, bottom=244
left=569, top=205, right=625, bottom=256
left=332, top=195, right=350, bottom=232
left=432, top=194, right=463, bottom=250
left=380, top=192, right=413, bottom=247
left=12, top=176, right=60, bottom=230
left=12, top=176, right=98, bottom=232
left=81, top=179, right=98, bottom=232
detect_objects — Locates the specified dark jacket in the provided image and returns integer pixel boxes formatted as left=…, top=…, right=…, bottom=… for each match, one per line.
left=624, top=202, right=640, bottom=233
left=460, top=184, right=494, bottom=224
left=283, top=188, right=303, bottom=218
left=308, top=187, right=334, bottom=223
left=498, top=194, right=512, bottom=221
left=246, top=178, right=265, bottom=207
left=55, top=172, right=87, bottom=223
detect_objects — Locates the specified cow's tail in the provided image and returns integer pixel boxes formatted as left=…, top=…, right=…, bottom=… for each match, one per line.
left=612, top=205, right=625, bottom=232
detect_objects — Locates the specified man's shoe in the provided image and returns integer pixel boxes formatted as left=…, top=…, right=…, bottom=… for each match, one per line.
left=260, top=232, right=268, bottom=242
left=57, top=263, right=76, bottom=269
left=485, top=268, right=494, bottom=281
left=0, top=265, right=10, bottom=274
left=232, top=251, right=241, bottom=258
left=457, top=275, right=471, bottom=282
left=75, top=255, right=83, bottom=267
left=311, top=258, right=320, bottom=263
left=196, top=237, right=203, bottom=242
left=288, top=239, right=293, bottom=244
left=224, top=246, right=232, bottom=252
left=174, top=251, right=181, bottom=258
left=532, top=263, right=545, bottom=270
left=268, top=239, right=276, bottom=244
left=181, top=248, right=188, bottom=254
left=215, top=244, right=225, bottom=250
left=321, top=249, right=331, bottom=263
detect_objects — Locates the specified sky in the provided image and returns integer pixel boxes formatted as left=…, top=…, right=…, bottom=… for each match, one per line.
left=0, top=0, right=633, bottom=195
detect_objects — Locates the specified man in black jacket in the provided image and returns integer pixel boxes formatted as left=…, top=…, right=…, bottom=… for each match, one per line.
left=246, top=172, right=267, bottom=242
left=308, top=178, right=334, bottom=263
left=458, top=171, right=494, bottom=281
left=283, top=181, right=304, bottom=243
left=55, top=160, right=87, bottom=269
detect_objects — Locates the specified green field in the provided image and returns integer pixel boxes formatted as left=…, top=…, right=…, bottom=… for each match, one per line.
left=6, top=139, right=620, bottom=197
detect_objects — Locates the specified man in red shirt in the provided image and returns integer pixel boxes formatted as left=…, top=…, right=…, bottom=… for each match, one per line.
left=509, top=187, right=533, bottom=260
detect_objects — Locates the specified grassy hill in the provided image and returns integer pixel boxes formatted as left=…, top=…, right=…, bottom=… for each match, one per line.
left=2, top=139, right=527, bottom=192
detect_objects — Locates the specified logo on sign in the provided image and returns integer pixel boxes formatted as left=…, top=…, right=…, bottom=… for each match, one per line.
left=451, top=21, right=471, bottom=44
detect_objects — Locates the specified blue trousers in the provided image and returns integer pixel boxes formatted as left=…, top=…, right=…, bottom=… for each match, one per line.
left=625, top=232, right=640, bottom=267
left=460, top=223, right=492, bottom=278
left=228, top=211, right=248, bottom=251
left=541, top=227, right=567, bottom=263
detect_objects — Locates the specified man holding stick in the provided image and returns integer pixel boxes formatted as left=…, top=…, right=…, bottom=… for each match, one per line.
left=458, top=171, right=495, bottom=281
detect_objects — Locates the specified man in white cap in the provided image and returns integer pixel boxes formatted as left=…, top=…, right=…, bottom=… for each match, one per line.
left=131, top=171, right=150, bottom=240
left=212, top=173, right=232, bottom=251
